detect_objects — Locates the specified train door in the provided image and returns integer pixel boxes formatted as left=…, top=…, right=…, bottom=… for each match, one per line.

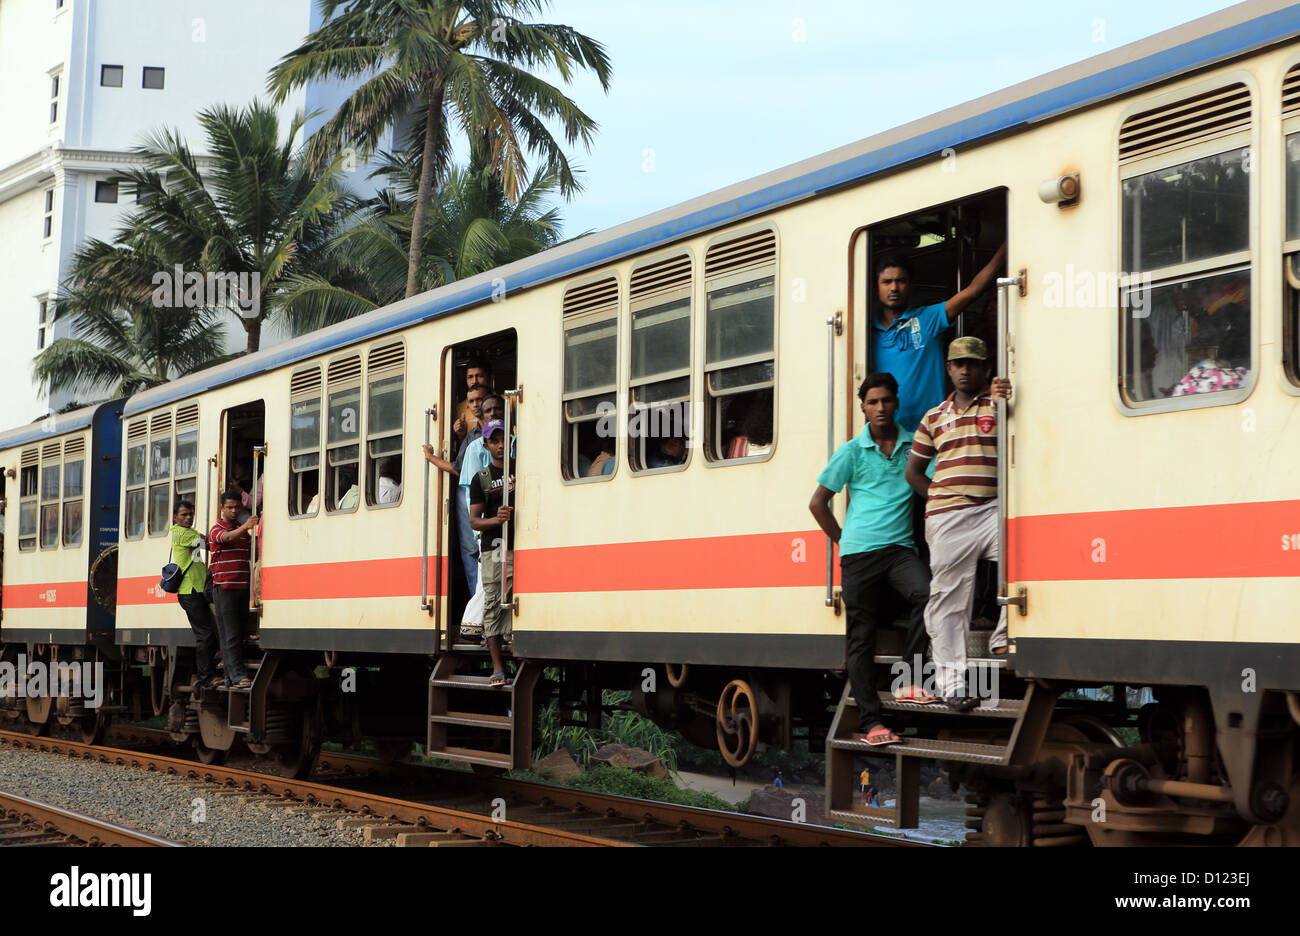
left=856, top=188, right=1010, bottom=646
left=433, top=330, right=517, bottom=645
left=218, top=401, right=265, bottom=621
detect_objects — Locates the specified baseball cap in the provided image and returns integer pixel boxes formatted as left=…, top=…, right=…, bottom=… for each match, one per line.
left=482, top=418, right=505, bottom=439
left=947, top=336, right=989, bottom=361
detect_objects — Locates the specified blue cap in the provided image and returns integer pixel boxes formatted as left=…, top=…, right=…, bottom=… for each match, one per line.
left=482, top=419, right=505, bottom=439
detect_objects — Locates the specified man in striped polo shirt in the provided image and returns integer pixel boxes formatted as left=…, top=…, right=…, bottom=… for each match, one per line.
left=905, top=337, right=1012, bottom=711
left=209, top=489, right=257, bottom=689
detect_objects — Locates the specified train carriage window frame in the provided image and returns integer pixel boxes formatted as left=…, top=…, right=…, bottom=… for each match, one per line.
left=146, top=410, right=173, bottom=537
left=18, top=449, right=38, bottom=551
left=364, top=339, right=405, bottom=510
left=1114, top=74, right=1259, bottom=416
left=561, top=272, right=620, bottom=485
left=61, top=436, right=84, bottom=548
left=123, top=419, right=148, bottom=540
left=1281, top=56, right=1300, bottom=391
left=627, top=250, right=694, bottom=476
left=288, top=365, right=323, bottom=519
left=172, top=405, right=200, bottom=520
left=701, top=224, right=779, bottom=466
left=324, top=353, right=363, bottom=514
left=38, top=442, right=61, bottom=550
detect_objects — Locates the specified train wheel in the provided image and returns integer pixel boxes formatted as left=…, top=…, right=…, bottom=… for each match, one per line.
left=193, top=737, right=228, bottom=765
left=24, top=695, right=52, bottom=736
left=78, top=712, right=111, bottom=746
left=269, top=702, right=321, bottom=779
left=716, top=679, right=759, bottom=768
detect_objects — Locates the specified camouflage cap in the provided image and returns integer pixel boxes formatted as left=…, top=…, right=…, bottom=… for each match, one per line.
left=947, top=336, right=989, bottom=361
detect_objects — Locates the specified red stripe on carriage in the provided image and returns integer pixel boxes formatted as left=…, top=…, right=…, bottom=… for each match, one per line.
left=3, top=581, right=88, bottom=608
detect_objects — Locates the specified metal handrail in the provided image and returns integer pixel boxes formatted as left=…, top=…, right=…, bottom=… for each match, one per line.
left=203, top=455, right=215, bottom=556
left=420, top=408, right=432, bottom=612
left=995, top=276, right=1021, bottom=610
left=825, top=313, right=837, bottom=608
left=499, top=389, right=520, bottom=611
left=250, top=445, right=264, bottom=612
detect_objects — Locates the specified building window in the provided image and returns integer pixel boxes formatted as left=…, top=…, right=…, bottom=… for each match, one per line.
left=365, top=343, right=405, bottom=507
left=18, top=454, right=38, bottom=551
left=49, top=74, right=60, bottom=123
left=142, top=67, right=165, bottom=90
left=43, top=189, right=54, bottom=239
left=561, top=276, right=618, bottom=481
left=37, top=296, right=53, bottom=349
left=94, top=180, right=118, bottom=204
left=100, top=65, right=123, bottom=88
left=1119, top=83, right=1253, bottom=408
left=703, top=228, right=778, bottom=462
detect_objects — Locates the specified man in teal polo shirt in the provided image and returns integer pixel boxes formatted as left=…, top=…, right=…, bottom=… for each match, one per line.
left=873, top=244, right=1006, bottom=431
left=809, top=373, right=933, bottom=746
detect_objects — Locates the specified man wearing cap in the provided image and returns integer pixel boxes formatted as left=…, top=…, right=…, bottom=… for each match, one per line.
left=468, top=418, right=516, bottom=686
left=905, top=336, right=1012, bottom=711
left=872, top=244, right=1007, bottom=431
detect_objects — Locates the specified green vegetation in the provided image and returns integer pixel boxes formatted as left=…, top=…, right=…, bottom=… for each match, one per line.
left=511, top=765, right=739, bottom=813
left=534, top=690, right=679, bottom=772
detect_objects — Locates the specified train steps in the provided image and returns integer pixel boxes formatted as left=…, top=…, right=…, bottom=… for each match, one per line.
left=426, top=653, right=540, bottom=770
left=824, top=670, right=1058, bottom=831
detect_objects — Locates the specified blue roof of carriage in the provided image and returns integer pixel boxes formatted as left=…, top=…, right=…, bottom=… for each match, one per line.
left=115, top=1, right=1300, bottom=419
left=0, top=398, right=125, bottom=451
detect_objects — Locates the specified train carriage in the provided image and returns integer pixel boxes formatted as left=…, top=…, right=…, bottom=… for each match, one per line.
left=4, top=0, right=1300, bottom=844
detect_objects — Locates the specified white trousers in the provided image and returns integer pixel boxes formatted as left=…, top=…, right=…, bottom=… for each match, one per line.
left=924, top=499, right=1009, bottom=698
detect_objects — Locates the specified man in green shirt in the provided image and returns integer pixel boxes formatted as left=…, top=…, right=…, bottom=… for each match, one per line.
left=171, top=501, right=218, bottom=689
left=809, top=373, right=934, bottom=747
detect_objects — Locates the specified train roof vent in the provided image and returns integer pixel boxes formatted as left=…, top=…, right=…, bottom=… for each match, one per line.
left=630, top=254, right=692, bottom=301
left=21, top=448, right=38, bottom=467
left=174, top=403, right=198, bottom=430
left=150, top=411, right=172, bottom=435
left=1284, top=64, right=1300, bottom=118
left=705, top=228, right=777, bottom=279
left=368, top=341, right=405, bottom=374
left=327, top=355, right=362, bottom=386
left=1119, top=83, right=1252, bottom=165
left=126, top=419, right=148, bottom=442
left=290, top=366, right=322, bottom=396
left=563, top=275, right=618, bottom=318
left=42, top=441, right=60, bottom=461
left=63, top=437, right=85, bottom=458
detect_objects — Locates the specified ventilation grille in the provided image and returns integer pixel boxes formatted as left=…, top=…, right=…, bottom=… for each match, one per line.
left=563, top=276, right=618, bottom=317
left=290, top=366, right=322, bottom=396
left=1119, top=83, right=1252, bottom=165
left=149, top=411, right=172, bottom=435
left=21, top=448, right=38, bottom=467
left=1285, top=64, right=1300, bottom=118
left=42, top=442, right=60, bottom=461
left=126, top=419, right=148, bottom=442
left=630, top=254, right=692, bottom=300
left=63, top=437, right=85, bottom=458
left=174, top=403, right=198, bottom=430
left=706, top=228, right=777, bottom=279
left=327, top=355, right=361, bottom=386
left=368, top=341, right=405, bottom=373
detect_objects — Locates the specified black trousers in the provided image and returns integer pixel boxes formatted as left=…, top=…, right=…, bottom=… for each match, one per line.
left=842, top=546, right=931, bottom=731
left=177, top=592, right=218, bottom=683
left=211, top=587, right=250, bottom=684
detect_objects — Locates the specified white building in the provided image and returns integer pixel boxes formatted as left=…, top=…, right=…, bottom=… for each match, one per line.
left=0, top=0, right=387, bottom=427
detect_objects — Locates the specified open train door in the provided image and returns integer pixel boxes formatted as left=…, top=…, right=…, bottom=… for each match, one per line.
left=218, top=400, right=265, bottom=620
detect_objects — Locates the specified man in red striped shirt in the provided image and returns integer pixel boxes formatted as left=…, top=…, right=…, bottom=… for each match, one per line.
left=905, top=337, right=1012, bottom=710
left=209, top=489, right=257, bottom=689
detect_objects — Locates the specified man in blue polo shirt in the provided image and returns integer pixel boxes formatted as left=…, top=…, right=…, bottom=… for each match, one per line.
left=873, top=244, right=1006, bottom=431
left=809, top=373, right=933, bottom=747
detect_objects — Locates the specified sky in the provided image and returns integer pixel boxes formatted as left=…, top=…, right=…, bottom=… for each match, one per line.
left=505, top=0, right=1247, bottom=237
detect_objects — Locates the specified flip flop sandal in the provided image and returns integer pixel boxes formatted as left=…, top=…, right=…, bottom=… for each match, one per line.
left=893, top=686, right=938, bottom=704
left=488, top=673, right=508, bottom=687
left=945, top=696, right=979, bottom=712
left=854, top=725, right=900, bottom=746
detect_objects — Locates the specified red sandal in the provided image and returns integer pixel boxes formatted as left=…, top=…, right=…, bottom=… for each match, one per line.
left=853, top=724, right=900, bottom=746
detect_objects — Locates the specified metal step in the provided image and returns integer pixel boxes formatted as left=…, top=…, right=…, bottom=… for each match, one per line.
left=429, top=674, right=511, bottom=691
left=870, top=691, right=1024, bottom=718
left=830, top=735, right=1007, bottom=764
left=827, top=806, right=905, bottom=829
left=433, top=746, right=512, bottom=769
left=429, top=711, right=512, bottom=730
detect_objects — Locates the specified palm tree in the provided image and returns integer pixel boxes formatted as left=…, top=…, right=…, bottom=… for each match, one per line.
left=277, top=149, right=574, bottom=333
left=34, top=240, right=235, bottom=398
left=268, top=0, right=612, bottom=299
left=117, top=100, right=354, bottom=353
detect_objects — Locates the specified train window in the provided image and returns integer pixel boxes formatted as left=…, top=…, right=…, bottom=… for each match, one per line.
left=325, top=356, right=362, bottom=513
left=561, top=275, right=619, bottom=481
left=1118, top=84, right=1253, bottom=408
left=61, top=438, right=84, bottom=547
left=18, top=452, right=37, bottom=551
left=703, top=228, right=777, bottom=462
left=288, top=367, right=322, bottom=518
left=147, top=421, right=172, bottom=536
left=172, top=404, right=198, bottom=516
left=365, top=342, right=404, bottom=507
left=1286, top=125, right=1300, bottom=385
left=39, top=446, right=60, bottom=550
left=629, top=254, right=692, bottom=473
left=124, top=420, right=147, bottom=539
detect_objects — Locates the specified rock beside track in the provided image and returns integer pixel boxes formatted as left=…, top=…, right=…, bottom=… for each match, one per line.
left=0, top=746, right=366, bottom=847
left=589, top=744, right=668, bottom=779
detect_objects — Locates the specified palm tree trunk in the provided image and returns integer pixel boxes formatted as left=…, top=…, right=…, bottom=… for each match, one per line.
left=406, top=79, right=445, bottom=299
left=246, top=317, right=262, bottom=354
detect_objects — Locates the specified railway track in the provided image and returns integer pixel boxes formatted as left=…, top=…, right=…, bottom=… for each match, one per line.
left=15, top=725, right=926, bottom=847
left=0, top=788, right=180, bottom=847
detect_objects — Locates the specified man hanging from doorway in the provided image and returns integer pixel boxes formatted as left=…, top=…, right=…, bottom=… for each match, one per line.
left=872, top=243, right=1006, bottom=432
left=468, top=419, right=516, bottom=687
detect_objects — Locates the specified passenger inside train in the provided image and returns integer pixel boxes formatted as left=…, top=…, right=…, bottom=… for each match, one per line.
left=468, top=418, right=515, bottom=686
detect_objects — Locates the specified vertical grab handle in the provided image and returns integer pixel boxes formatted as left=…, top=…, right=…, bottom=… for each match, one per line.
left=995, top=275, right=1024, bottom=613
left=250, top=445, right=265, bottom=612
left=499, top=388, right=520, bottom=611
left=203, top=455, right=215, bottom=557
left=826, top=311, right=841, bottom=610
left=420, top=408, right=433, bottom=612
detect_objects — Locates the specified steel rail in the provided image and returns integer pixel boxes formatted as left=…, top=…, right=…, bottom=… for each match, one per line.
left=0, top=789, right=181, bottom=847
